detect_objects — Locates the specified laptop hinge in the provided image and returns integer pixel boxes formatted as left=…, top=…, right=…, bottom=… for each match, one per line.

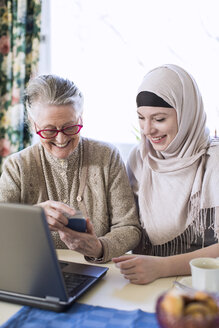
left=45, top=296, right=60, bottom=303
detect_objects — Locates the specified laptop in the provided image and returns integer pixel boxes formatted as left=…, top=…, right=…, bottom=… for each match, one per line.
left=0, top=203, right=108, bottom=312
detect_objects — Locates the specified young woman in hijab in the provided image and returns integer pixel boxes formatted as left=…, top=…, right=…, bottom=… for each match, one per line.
left=113, top=64, right=219, bottom=284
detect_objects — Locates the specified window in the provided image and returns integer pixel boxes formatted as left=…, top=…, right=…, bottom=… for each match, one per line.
left=40, top=0, right=219, bottom=156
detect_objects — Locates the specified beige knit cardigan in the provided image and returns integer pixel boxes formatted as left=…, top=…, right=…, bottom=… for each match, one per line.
left=0, top=137, right=141, bottom=263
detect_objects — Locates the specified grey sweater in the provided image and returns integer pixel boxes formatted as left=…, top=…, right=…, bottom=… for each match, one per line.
left=0, top=137, right=141, bottom=263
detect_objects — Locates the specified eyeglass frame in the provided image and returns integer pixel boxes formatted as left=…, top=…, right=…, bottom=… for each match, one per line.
left=34, top=122, right=83, bottom=139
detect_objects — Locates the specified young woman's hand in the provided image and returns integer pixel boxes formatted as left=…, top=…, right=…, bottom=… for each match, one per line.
left=58, top=218, right=103, bottom=259
left=113, top=244, right=219, bottom=284
left=112, top=254, right=164, bottom=284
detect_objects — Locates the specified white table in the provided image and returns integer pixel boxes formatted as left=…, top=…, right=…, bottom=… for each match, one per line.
left=0, top=249, right=186, bottom=325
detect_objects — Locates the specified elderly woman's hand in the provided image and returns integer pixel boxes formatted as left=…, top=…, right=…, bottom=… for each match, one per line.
left=35, top=200, right=75, bottom=231
left=58, top=218, right=103, bottom=259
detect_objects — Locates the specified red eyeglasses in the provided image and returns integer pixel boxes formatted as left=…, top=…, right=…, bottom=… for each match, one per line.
left=35, top=123, right=83, bottom=139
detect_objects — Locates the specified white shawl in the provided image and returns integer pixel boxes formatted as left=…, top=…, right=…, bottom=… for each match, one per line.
left=128, top=64, right=219, bottom=247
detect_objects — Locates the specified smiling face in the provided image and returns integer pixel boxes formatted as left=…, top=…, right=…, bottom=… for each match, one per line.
left=137, top=106, right=178, bottom=151
left=33, top=104, right=81, bottom=159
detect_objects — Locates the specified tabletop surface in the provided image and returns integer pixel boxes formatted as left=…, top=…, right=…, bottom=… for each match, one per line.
left=0, top=249, right=188, bottom=325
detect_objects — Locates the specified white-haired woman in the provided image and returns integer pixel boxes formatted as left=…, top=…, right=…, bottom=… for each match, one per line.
left=113, top=64, right=219, bottom=283
left=0, top=74, right=141, bottom=263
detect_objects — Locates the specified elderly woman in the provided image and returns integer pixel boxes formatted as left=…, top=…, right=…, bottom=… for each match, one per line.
left=0, top=74, right=141, bottom=263
left=113, top=64, right=219, bottom=283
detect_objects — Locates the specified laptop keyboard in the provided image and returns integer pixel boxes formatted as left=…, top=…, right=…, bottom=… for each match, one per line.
left=62, top=272, right=90, bottom=296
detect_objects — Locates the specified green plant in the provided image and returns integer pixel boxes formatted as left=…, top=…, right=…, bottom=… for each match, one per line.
left=132, top=125, right=141, bottom=141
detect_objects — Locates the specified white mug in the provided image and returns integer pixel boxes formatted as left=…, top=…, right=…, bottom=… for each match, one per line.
left=189, top=257, right=219, bottom=293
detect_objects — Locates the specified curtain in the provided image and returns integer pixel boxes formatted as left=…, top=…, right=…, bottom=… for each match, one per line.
left=0, top=0, right=41, bottom=173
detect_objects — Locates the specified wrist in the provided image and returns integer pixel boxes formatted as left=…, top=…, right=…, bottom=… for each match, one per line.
left=157, top=256, right=171, bottom=278
left=85, top=241, right=104, bottom=262
left=94, top=240, right=103, bottom=259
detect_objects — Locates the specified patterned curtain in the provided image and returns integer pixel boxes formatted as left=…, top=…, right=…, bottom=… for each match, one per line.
left=0, top=0, right=41, bottom=173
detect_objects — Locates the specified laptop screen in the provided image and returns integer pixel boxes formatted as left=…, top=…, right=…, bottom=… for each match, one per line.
left=0, top=203, right=68, bottom=301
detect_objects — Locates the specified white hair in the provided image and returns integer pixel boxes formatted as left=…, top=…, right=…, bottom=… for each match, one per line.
left=24, top=74, right=84, bottom=120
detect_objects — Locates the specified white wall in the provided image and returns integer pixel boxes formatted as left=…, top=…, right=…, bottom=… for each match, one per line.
left=39, top=0, right=219, bottom=153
